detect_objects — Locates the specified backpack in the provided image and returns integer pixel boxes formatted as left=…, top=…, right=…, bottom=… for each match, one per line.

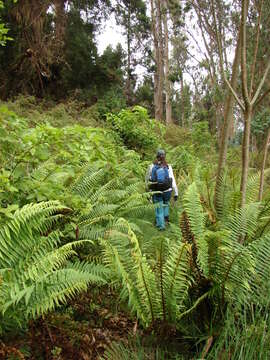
left=150, top=164, right=172, bottom=191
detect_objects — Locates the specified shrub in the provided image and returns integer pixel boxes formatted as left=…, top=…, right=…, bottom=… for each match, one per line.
left=191, top=121, right=214, bottom=153
left=164, top=124, right=192, bottom=147
left=106, top=106, right=165, bottom=153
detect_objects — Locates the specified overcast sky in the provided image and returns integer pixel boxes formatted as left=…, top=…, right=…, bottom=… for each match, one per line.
left=96, top=14, right=147, bottom=83
left=96, top=16, right=125, bottom=55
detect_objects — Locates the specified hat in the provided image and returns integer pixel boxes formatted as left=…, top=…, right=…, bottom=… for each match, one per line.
left=157, top=149, right=166, bottom=158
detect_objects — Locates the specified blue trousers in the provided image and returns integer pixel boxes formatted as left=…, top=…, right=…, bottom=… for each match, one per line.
left=153, top=191, right=172, bottom=229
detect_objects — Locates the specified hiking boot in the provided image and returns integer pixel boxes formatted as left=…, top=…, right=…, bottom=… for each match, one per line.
left=165, top=216, right=169, bottom=224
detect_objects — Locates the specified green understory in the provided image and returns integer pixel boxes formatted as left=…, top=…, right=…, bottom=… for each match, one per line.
left=1, top=99, right=270, bottom=360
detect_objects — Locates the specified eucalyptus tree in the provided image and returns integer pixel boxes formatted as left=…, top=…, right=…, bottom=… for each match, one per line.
left=192, top=0, right=270, bottom=209
left=189, top=0, right=237, bottom=139
left=212, top=0, right=270, bottom=210
left=150, top=0, right=186, bottom=123
left=114, top=0, right=150, bottom=105
left=170, top=32, right=190, bottom=126
left=208, top=0, right=242, bottom=211
left=150, top=0, right=164, bottom=121
left=163, top=0, right=173, bottom=123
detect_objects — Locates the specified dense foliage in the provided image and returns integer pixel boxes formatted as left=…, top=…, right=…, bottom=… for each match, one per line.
left=1, top=99, right=270, bottom=358
left=2, top=0, right=270, bottom=358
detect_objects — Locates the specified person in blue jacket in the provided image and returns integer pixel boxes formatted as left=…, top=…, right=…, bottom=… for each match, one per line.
left=146, top=149, right=178, bottom=230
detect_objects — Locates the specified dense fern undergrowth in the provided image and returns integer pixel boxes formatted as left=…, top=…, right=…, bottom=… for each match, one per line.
left=1, top=98, right=270, bottom=359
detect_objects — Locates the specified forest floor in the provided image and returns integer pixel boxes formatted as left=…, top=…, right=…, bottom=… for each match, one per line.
left=1, top=288, right=135, bottom=359
left=0, top=223, right=194, bottom=360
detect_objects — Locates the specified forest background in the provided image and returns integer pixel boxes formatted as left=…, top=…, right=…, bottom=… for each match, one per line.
left=1, top=0, right=270, bottom=359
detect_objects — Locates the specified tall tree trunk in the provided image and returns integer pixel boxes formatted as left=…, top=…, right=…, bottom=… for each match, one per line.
left=126, top=4, right=132, bottom=105
left=156, top=0, right=164, bottom=120
left=214, top=31, right=241, bottom=211
left=258, top=128, right=270, bottom=201
left=151, top=0, right=163, bottom=120
left=163, top=0, right=172, bottom=124
left=180, top=75, right=184, bottom=127
left=54, top=0, right=66, bottom=45
left=240, top=106, right=252, bottom=208
left=239, top=0, right=251, bottom=209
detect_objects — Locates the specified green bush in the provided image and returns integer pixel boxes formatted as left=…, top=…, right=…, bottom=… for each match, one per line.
left=191, top=121, right=214, bottom=153
left=0, top=105, right=124, bottom=212
left=106, top=106, right=165, bottom=153
left=164, top=124, right=192, bottom=147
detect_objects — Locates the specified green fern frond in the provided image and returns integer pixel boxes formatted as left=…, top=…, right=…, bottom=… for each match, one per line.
left=163, top=242, right=191, bottom=320
left=71, top=167, right=106, bottom=197
left=79, top=224, right=109, bottom=241
left=0, top=201, right=108, bottom=327
left=213, top=234, right=254, bottom=304
left=247, top=234, right=270, bottom=304
left=224, top=203, right=260, bottom=244
left=79, top=204, right=119, bottom=222
left=215, top=171, right=230, bottom=220
left=0, top=201, right=66, bottom=269
left=136, top=256, right=159, bottom=325
left=183, top=183, right=206, bottom=240
left=119, top=203, right=155, bottom=218
left=89, top=177, right=125, bottom=203
left=246, top=171, right=269, bottom=204
left=182, top=183, right=209, bottom=275
left=30, top=159, right=58, bottom=181
left=100, top=234, right=146, bottom=322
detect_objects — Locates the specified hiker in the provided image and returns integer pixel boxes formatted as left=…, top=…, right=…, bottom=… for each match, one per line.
left=146, top=149, right=178, bottom=230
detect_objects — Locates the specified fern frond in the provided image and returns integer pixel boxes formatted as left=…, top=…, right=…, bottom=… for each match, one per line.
left=182, top=183, right=209, bottom=275
left=246, top=171, right=265, bottom=204
left=163, top=242, right=191, bottom=320
left=183, top=183, right=206, bottom=240
left=0, top=202, right=108, bottom=326
left=119, top=203, right=155, bottom=218
left=247, top=234, right=270, bottom=304
left=223, top=203, right=260, bottom=243
left=89, top=177, right=125, bottom=203
left=213, top=233, right=254, bottom=304
left=71, top=167, right=106, bottom=197
left=100, top=234, right=146, bottom=322
left=15, top=262, right=107, bottom=319
left=0, top=201, right=67, bottom=269
left=79, top=204, right=119, bottom=222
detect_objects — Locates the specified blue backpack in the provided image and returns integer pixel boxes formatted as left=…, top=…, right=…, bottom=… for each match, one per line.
left=150, top=164, right=172, bottom=191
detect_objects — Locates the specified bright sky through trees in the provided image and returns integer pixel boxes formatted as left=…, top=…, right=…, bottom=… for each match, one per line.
left=96, top=15, right=125, bottom=55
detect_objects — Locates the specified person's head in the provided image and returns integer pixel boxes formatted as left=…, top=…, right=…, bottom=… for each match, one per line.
left=157, top=149, right=166, bottom=160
